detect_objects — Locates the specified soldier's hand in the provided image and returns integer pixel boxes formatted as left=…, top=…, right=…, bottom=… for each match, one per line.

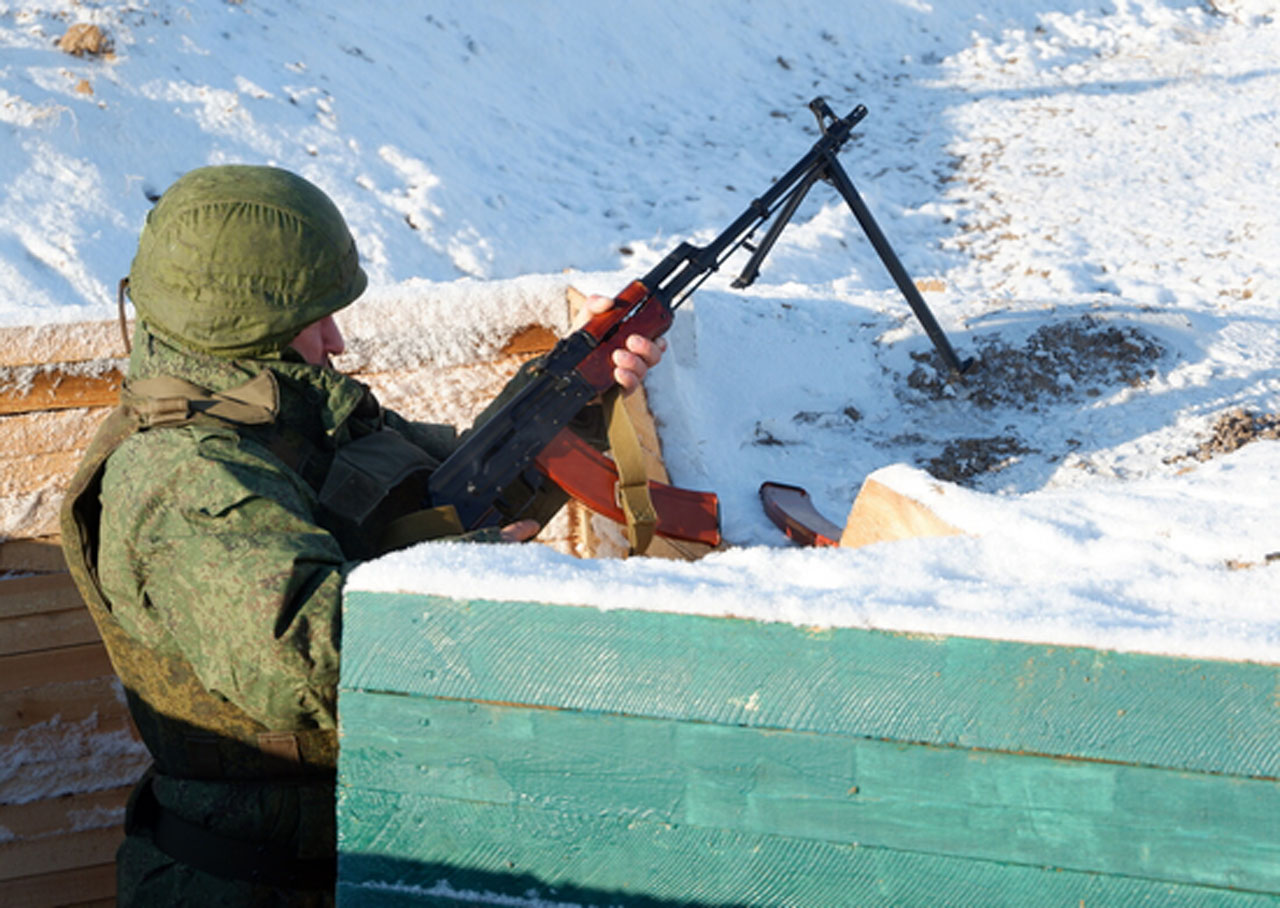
left=583, top=294, right=666, bottom=395
left=499, top=519, right=540, bottom=542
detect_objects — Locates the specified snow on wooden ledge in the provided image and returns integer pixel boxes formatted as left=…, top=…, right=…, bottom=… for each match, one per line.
left=347, top=441, right=1280, bottom=666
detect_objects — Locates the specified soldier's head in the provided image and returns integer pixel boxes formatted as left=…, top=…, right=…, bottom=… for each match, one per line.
left=127, top=165, right=367, bottom=360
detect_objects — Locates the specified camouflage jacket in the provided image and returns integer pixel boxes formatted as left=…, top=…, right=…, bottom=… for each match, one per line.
left=64, top=323, right=574, bottom=891
left=95, top=328, right=433, bottom=736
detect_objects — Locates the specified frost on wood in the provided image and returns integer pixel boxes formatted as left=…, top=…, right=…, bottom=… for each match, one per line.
left=0, top=712, right=148, bottom=805
left=332, top=276, right=573, bottom=374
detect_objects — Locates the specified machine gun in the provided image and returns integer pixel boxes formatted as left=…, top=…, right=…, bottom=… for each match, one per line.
left=426, top=98, right=971, bottom=548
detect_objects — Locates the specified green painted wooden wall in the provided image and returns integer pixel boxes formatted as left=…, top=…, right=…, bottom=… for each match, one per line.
left=337, top=591, right=1280, bottom=906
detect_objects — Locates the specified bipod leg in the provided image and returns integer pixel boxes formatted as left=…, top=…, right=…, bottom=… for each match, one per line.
left=823, top=152, right=974, bottom=378
left=732, top=165, right=824, bottom=290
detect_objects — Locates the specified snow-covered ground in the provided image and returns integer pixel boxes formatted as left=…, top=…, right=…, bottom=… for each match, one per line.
left=3, top=0, right=1279, bottom=661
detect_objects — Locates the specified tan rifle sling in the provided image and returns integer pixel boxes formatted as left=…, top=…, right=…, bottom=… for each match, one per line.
left=603, top=387, right=658, bottom=556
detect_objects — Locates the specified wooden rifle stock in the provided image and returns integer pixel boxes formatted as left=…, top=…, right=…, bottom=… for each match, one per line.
left=535, top=430, right=721, bottom=547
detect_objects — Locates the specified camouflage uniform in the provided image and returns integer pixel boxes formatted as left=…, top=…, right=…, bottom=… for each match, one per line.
left=60, top=167, right=571, bottom=906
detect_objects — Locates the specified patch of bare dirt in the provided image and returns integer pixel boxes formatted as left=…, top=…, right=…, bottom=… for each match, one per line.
left=1225, top=553, right=1280, bottom=572
left=925, top=435, right=1036, bottom=484
left=1167, top=408, right=1280, bottom=464
left=907, top=316, right=1164, bottom=410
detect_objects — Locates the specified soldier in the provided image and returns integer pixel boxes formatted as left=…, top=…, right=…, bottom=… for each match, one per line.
left=59, top=165, right=662, bottom=906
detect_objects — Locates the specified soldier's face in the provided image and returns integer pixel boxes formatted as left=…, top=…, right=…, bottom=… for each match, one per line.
left=289, top=314, right=346, bottom=368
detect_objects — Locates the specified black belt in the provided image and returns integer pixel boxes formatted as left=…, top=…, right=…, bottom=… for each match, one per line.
left=127, top=770, right=336, bottom=892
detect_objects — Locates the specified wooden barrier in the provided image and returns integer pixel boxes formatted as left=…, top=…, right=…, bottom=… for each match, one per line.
left=1, top=320, right=166, bottom=908
left=0, top=566, right=147, bottom=908
left=336, top=588, right=1280, bottom=906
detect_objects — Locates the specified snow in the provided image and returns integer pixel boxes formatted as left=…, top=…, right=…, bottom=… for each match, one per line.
left=3, top=1, right=1279, bottom=662
left=350, top=442, right=1280, bottom=664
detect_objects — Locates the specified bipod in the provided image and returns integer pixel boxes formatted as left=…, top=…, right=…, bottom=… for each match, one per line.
left=733, top=98, right=974, bottom=381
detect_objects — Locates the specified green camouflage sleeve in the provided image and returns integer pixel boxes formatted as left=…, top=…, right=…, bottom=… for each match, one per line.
left=100, top=425, right=348, bottom=732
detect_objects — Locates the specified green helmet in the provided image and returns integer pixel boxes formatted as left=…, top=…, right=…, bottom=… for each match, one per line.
left=128, top=165, right=368, bottom=358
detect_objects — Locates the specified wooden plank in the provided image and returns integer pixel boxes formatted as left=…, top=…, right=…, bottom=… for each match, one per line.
left=0, top=492, right=64, bottom=545
left=4, top=862, right=116, bottom=908
left=841, top=476, right=963, bottom=548
left=338, top=594, right=1280, bottom=900
left=0, top=642, right=114, bottom=692
left=0, top=572, right=82, bottom=620
left=0, top=537, right=67, bottom=573
left=0, top=710, right=136, bottom=756
left=0, top=675, right=129, bottom=732
left=0, top=825, right=122, bottom=883
left=0, top=319, right=128, bottom=368
left=341, top=692, right=1280, bottom=894
left=341, top=593, right=1280, bottom=781
left=0, top=452, right=83, bottom=500
left=498, top=324, right=558, bottom=357
left=0, top=369, right=122, bottom=416
left=0, top=606, right=98, bottom=656
left=1, top=785, right=130, bottom=839
left=337, top=788, right=1273, bottom=907
left=0, top=407, right=107, bottom=458
left=1, top=701, right=146, bottom=816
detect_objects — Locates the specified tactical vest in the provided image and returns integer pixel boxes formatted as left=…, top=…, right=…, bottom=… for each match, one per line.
left=60, top=371, right=461, bottom=781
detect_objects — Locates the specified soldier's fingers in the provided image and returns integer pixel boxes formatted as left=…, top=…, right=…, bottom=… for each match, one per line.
left=611, top=350, right=646, bottom=394
left=584, top=294, right=615, bottom=316
left=499, top=519, right=540, bottom=542
left=625, top=334, right=664, bottom=368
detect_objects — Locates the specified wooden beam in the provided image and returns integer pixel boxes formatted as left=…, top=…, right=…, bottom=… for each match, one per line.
left=498, top=324, right=558, bottom=357
left=0, top=451, right=82, bottom=499
left=0, top=710, right=139, bottom=766
left=0, top=407, right=107, bottom=458
left=0, top=607, right=98, bottom=657
left=338, top=591, right=1280, bottom=903
left=0, top=319, right=128, bottom=368
left=3, top=862, right=116, bottom=908
left=840, top=476, right=962, bottom=548
left=0, top=537, right=67, bottom=574
left=0, top=641, right=114, bottom=692
left=0, top=573, right=82, bottom=619
left=0, top=369, right=122, bottom=416
left=343, top=593, right=1280, bottom=784
left=0, top=674, right=129, bottom=732
left=342, top=692, right=1280, bottom=897
left=338, top=793, right=1276, bottom=907
left=0, top=826, right=122, bottom=884
left=1, top=785, right=130, bottom=839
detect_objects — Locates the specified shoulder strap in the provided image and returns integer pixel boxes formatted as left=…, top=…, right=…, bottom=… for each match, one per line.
left=124, top=372, right=279, bottom=428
